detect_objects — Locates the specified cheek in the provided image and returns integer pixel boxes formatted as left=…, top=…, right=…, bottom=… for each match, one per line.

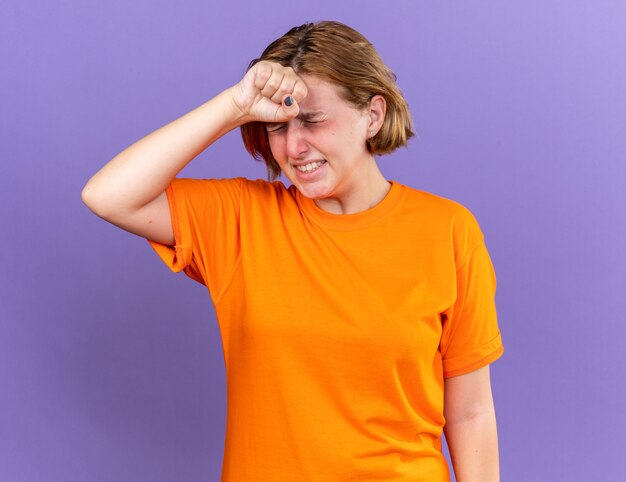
left=267, top=136, right=286, bottom=162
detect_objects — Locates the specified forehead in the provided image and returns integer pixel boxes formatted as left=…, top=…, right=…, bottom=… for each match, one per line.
left=298, top=75, right=352, bottom=110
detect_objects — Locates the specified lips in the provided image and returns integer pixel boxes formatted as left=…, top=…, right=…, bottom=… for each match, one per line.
left=294, top=160, right=326, bottom=173
left=290, top=159, right=326, bottom=167
left=292, top=159, right=327, bottom=179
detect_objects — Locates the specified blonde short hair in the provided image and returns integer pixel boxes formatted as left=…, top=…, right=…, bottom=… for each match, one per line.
left=241, top=21, right=414, bottom=180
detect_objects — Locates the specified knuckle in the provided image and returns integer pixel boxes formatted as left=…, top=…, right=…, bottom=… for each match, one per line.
left=294, top=84, right=307, bottom=99
left=256, top=63, right=272, bottom=77
left=265, top=77, right=280, bottom=90
left=258, top=68, right=271, bottom=81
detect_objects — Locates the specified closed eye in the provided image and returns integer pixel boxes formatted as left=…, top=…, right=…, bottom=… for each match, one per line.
left=303, top=119, right=325, bottom=127
left=266, top=124, right=285, bottom=133
left=265, top=118, right=325, bottom=133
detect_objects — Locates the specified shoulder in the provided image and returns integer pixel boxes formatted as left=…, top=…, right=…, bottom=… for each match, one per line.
left=170, top=177, right=290, bottom=199
left=170, top=176, right=244, bottom=195
left=165, top=177, right=245, bottom=210
left=169, top=177, right=297, bottom=213
left=239, top=178, right=293, bottom=202
left=240, top=177, right=288, bottom=194
left=398, top=182, right=486, bottom=255
left=400, top=183, right=481, bottom=228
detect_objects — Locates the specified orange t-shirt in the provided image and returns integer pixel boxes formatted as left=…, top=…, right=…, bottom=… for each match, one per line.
left=149, top=177, right=504, bottom=481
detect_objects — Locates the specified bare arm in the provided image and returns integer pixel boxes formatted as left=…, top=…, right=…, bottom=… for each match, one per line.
left=443, top=365, right=500, bottom=482
left=81, top=62, right=307, bottom=245
left=81, top=89, right=244, bottom=245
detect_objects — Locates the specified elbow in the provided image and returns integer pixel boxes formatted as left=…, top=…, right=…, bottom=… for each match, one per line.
left=81, top=180, right=99, bottom=212
left=80, top=182, right=93, bottom=208
left=81, top=179, right=111, bottom=219
left=81, top=178, right=142, bottom=224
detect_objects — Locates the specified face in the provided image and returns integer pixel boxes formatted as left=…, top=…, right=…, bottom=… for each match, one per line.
left=265, top=75, right=377, bottom=206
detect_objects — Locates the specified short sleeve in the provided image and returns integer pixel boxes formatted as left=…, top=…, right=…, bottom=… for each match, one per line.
left=148, top=177, right=243, bottom=304
left=440, top=219, right=504, bottom=378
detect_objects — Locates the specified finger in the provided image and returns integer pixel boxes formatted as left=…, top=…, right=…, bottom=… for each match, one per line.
left=252, top=62, right=273, bottom=91
left=291, top=79, right=308, bottom=104
left=260, top=70, right=285, bottom=99
left=270, top=75, right=297, bottom=104
left=275, top=94, right=299, bottom=121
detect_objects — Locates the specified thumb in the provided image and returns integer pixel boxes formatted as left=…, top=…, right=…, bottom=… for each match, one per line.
left=276, top=94, right=300, bottom=120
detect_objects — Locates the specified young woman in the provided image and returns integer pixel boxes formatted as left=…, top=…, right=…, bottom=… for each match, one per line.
left=82, top=20, right=504, bottom=482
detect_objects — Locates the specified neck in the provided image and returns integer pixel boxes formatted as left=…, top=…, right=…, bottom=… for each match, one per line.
left=313, top=160, right=391, bottom=215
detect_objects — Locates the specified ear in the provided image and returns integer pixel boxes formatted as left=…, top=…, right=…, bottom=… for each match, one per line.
left=367, top=95, right=386, bottom=136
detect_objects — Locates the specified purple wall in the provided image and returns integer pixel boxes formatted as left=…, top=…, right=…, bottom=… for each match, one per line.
left=2, top=1, right=625, bottom=480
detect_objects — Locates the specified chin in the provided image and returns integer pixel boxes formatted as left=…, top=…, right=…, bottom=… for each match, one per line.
left=295, top=182, right=332, bottom=200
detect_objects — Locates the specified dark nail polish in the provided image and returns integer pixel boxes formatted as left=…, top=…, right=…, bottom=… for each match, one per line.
left=284, top=96, right=294, bottom=107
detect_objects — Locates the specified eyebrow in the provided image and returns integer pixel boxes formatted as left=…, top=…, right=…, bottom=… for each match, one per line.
left=297, top=110, right=326, bottom=120
left=265, top=111, right=327, bottom=130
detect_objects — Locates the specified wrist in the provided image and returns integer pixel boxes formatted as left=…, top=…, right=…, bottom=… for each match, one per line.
left=222, top=86, right=252, bottom=127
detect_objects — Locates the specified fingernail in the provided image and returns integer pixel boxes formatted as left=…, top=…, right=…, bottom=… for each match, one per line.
left=284, top=95, right=294, bottom=107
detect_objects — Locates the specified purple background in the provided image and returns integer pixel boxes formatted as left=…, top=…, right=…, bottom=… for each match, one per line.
left=2, top=1, right=625, bottom=480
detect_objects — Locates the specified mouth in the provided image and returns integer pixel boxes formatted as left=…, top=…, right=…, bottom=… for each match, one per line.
left=293, top=160, right=327, bottom=173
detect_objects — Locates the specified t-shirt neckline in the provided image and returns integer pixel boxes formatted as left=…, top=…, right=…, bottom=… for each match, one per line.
left=294, top=180, right=406, bottom=231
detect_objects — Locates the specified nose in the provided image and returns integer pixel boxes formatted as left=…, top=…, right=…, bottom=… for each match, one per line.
left=285, top=122, right=309, bottom=160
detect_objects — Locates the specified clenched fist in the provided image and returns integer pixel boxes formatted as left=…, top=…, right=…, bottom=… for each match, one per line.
left=229, top=61, right=308, bottom=124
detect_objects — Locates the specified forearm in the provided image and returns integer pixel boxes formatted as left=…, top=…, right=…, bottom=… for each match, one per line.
left=82, top=87, right=244, bottom=217
left=443, top=410, right=500, bottom=482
